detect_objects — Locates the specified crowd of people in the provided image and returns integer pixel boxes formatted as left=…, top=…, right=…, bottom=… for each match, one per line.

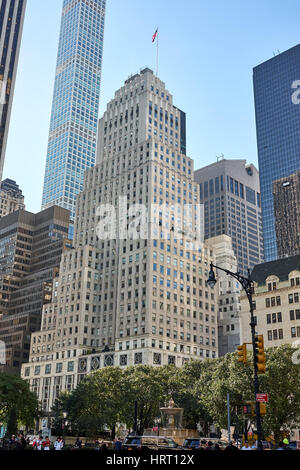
left=0, top=433, right=294, bottom=451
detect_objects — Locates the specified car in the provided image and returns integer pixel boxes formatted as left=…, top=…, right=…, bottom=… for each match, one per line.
left=182, top=437, right=228, bottom=450
left=182, top=438, right=202, bottom=450
left=122, top=435, right=180, bottom=451
left=286, top=441, right=300, bottom=450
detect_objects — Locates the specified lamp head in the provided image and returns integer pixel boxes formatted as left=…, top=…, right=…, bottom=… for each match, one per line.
left=206, top=264, right=217, bottom=289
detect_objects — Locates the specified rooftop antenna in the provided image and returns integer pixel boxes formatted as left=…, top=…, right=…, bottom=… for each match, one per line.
left=217, top=154, right=224, bottom=161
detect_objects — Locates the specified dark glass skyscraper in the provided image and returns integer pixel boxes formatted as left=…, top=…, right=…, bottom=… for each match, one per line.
left=42, top=0, right=106, bottom=219
left=253, top=44, right=300, bottom=262
left=0, top=0, right=27, bottom=181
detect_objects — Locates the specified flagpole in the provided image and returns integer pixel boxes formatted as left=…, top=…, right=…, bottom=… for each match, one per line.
left=156, top=28, right=159, bottom=77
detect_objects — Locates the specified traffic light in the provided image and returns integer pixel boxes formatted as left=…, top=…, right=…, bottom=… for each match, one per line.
left=254, top=335, right=266, bottom=374
left=243, top=401, right=255, bottom=416
left=259, top=403, right=267, bottom=416
left=237, top=343, right=247, bottom=364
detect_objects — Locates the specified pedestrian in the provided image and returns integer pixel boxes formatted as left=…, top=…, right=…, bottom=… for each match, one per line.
left=204, top=441, right=213, bottom=450
left=42, top=436, right=51, bottom=450
left=94, top=439, right=100, bottom=450
left=224, top=441, right=239, bottom=452
left=214, top=443, right=221, bottom=451
left=114, top=437, right=123, bottom=451
left=54, top=436, right=64, bottom=450
left=277, top=441, right=285, bottom=450
left=33, top=436, right=43, bottom=451
left=75, top=437, right=82, bottom=449
left=241, top=441, right=252, bottom=450
left=100, top=441, right=108, bottom=451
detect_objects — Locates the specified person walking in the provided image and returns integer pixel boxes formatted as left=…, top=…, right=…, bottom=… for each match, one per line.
left=54, top=436, right=64, bottom=450
left=114, top=437, right=123, bottom=451
left=33, top=436, right=43, bottom=451
left=42, top=436, right=51, bottom=450
left=75, top=437, right=82, bottom=449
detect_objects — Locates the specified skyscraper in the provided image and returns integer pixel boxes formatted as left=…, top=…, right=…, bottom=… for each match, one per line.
left=194, top=158, right=264, bottom=275
left=22, top=69, right=221, bottom=413
left=41, top=0, right=106, bottom=219
left=272, top=171, right=300, bottom=258
left=0, top=0, right=27, bottom=181
left=253, top=44, right=300, bottom=262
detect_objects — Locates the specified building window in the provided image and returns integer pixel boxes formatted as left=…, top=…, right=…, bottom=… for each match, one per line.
left=45, top=364, right=51, bottom=375
left=291, top=327, right=296, bottom=338
left=56, top=363, right=63, bottom=373
left=25, top=367, right=30, bottom=377
left=168, top=355, right=176, bottom=365
left=153, top=353, right=161, bottom=365
left=267, top=331, right=272, bottom=341
left=120, top=355, right=127, bottom=366
left=34, top=366, right=40, bottom=376
left=67, top=361, right=74, bottom=372
left=134, top=353, right=142, bottom=365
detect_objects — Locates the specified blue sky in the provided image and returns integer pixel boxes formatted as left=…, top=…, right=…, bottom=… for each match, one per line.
left=4, top=0, right=300, bottom=213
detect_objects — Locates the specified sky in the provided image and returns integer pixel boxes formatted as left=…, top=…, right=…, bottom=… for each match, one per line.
left=4, top=0, right=300, bottom=213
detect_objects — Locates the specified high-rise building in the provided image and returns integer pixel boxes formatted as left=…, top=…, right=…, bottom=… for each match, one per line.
left=0, top=0, right=27, bottom=180
left=41, top=0, right=106, bottom=219
left=22, top=69, right=220, bottom=414
left=272, top=171, right=300, bottom=259
left=0, top=178, right=25, bottom=218
left=206, top=235, right=241, bottom=356
left=194, top=159, right=264, bottom=276
left=0, top=206, right=71, bottom=374
left=253, top=44, right=300, bottom=262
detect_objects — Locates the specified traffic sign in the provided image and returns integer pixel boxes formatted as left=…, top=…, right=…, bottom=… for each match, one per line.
left=256, top=393, right=268, bottom=402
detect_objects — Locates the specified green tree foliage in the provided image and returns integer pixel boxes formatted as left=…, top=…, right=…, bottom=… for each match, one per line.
left=50, top=346, right=300, bottom=442
left=0, top=373, right=39, bottom=432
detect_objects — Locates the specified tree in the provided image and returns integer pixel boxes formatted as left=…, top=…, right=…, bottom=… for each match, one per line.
left=0, top=373, right=39, bottom=433
left=120, top=365, right=166, bottom=434
left=53, top=367, right=124, bottom=438
left=258, top=344, right=300, bottom=442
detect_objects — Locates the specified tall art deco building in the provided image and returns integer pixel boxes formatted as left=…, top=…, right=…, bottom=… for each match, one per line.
left=0, top=0, right=27, bottom=181
left=41, top=0, right=106, bottom=220
left=22, top=70, right=219, bottom=414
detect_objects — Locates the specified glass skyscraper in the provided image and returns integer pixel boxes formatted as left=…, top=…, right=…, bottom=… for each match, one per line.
left=42, top=0, right=106, bottom=219
left=0, top=0, right=27, bottom=181
left=253, top=44, right=300, bottom=262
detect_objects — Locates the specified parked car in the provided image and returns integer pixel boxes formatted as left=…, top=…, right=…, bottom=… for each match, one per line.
left=182, top=437, right=227, bottom=450
left=286, top=441, right=300, bottom=450
left=122, top=435, right=180, bottom=451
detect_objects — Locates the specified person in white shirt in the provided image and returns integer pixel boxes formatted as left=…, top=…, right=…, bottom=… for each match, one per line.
left=34, top=436, right=43, bottom=451
left=54, top=437, right=64, bottom=450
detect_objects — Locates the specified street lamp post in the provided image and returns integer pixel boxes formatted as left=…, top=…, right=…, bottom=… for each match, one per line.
left=206, top=262, right=263, bottom=450
left=62, top=412, right=67, bottom=442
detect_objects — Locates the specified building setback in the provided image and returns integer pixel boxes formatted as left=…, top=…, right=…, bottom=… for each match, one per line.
left=41, top=0, right=106, bottom=220
left=206, top=235, right=241, bottom=356
left=194, top=159, right=264, bottom=276
left=253, top=44, right=300, bottom=262
left=0, top=206, right=71, bottom=374
left=0, top=178, right=25, bottom=218
left=21, top=69, right=221, bottom=415
left=0, top=0, right=27, bottom=180
left=272, top=170, right=300, bottom=259
left=240, top=254, right=300, bottom=348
